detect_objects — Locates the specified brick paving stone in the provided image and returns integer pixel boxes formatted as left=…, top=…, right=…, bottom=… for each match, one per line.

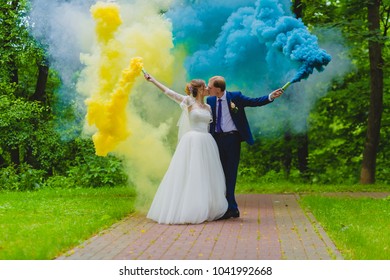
left=57, top=194, right=344, bottom=260
left=272, top=194, right=343, bottom=260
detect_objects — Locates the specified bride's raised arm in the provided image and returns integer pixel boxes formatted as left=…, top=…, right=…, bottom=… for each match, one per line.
left=143, top=72, right=185, bottom=104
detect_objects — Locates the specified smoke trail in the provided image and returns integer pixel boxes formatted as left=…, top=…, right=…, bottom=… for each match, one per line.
left=253, top=0, right=331, bottom=84
left=167, top=0, right=255, bottom=54
left=78, top=0, right=177, bottom=211
left=84, top=2, right=144, bottom=156
left=255, top=27, right=352, bottom=135
left=85, top=54, right=144, bottom=156
left=182, top=0, right=331, bottom=88
left=29, top=0, right=95, bottom=86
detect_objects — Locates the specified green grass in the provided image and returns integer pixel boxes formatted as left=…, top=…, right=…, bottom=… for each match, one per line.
left=299, top=195, right=390, bottom=259
left=0, top=187, right=136, bottom=260
left=236, top=179, right=390, bottom=194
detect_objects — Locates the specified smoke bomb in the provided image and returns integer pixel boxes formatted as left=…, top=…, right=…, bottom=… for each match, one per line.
left=281, top=81, right=291, bottom=91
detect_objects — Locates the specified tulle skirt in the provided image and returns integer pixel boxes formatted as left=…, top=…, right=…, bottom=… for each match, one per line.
left=147, top=131, right=228, bottom=224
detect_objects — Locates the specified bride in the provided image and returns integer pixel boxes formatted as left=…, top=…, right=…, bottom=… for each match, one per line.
left=144, top=72, right=228, bottom=224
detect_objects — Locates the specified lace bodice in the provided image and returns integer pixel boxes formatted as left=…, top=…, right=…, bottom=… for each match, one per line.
left=163, top=89, right=212, bottom=138
left=188, top=108, right=212, bottom=133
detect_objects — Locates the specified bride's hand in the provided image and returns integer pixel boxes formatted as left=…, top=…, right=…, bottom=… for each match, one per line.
left=144, top=72, right=152, bottom=82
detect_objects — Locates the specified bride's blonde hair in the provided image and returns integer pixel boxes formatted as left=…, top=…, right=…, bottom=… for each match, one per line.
left=185, top=79, right=205, bottom=97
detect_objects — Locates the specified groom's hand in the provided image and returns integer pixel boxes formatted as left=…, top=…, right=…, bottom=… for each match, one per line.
left=270, top=88, right=284, bottom=99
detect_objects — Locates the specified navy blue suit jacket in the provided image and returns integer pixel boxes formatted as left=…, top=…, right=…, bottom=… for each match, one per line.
left=207, top=91, right=273, bottom=145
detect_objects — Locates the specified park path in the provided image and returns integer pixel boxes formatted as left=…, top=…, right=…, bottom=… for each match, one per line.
left=58, top=193, right=388, bottom=260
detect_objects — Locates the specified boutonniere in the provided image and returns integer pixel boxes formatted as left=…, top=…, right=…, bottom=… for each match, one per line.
left=230, top=101, right=239, bottom=113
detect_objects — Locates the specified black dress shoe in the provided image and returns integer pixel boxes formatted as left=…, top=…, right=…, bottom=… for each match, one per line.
left=231, top=209, right=240, bottom=218
left=217, top=210, right=231, bottom=220
left=217, top=209, right=240, bottom=220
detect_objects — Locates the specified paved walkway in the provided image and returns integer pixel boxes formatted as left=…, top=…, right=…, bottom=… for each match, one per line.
left=58, top=193, right=367, bottom=260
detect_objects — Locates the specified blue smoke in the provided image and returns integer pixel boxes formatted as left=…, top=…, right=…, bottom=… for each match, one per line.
left=165, top=0, right=344, bottom=138
left=253, top=0, right=331, bottom=83
left=167, top=0, right=255, bottom=54
left=168, top=0, right=331, bottom=89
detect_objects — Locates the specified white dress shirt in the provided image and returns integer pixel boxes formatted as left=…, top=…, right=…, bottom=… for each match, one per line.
left=216, top=92, right=238, bottom=132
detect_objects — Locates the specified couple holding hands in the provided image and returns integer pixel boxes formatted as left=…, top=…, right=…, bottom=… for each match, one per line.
left=144, top=72, right=283, bottom=224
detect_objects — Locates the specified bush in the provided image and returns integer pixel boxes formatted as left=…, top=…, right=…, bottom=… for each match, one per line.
left=67, top=154, right=128, bottom=188
left=0, top=165, right=19, bottom=191
left=0, top=164, right=46, bottom=191
left=42, top=175, right=75, bottom=189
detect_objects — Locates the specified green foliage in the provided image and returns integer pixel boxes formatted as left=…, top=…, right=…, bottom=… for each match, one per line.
left=239, top=138, right=286, bottom=179
left=42, top=175, right=75, bottom=189
left=64, top=138, right=129, bottom=188
left=66, top=155, right=128, bottom=188
left=0, top=95, right=45, bottom=149
left=0, top=166, right=19, bottom=191
left=0, top=163, right=45, bottom=191
left=307, top=78, right=367, bottom=183
left=28, top=123, right=69, bottom=173
left=300, top=0, right=344, bottom=26
left=0, top=0, right=33, bottom=86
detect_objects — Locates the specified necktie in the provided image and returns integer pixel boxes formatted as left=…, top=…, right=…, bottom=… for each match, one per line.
left=216, top=98, right=223, bottom=133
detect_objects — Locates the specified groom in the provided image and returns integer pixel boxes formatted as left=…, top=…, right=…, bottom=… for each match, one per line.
left=206, top=76, right=283, bottom=220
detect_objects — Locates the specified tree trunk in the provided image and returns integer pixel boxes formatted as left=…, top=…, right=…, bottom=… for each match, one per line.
left=360, top=0, right=384, bottom=184
left=6, top=1, right=20, bottom=85
left=31, top=61, right=49, bottom=102
left=0, top=155, right=6, bottom=167
left=297, top=132, right=309, bottom=179
left=10, top=62, right=19, bottom=85
left=293, top=0, right=310, bottom=179
left=283, top=129, right=292, bottom=178
left=10, top=148, right=20, bottom=166
left=293, top=0, right=303, bottom=19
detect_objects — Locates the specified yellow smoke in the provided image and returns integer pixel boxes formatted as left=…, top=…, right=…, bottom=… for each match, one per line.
left=79, top=0, right=182, bottom=212
left=85, top=1, right=142, bottom=156
left=86, top=57, right=143, bottom=156
left=90, top=2, right=122, bottom=43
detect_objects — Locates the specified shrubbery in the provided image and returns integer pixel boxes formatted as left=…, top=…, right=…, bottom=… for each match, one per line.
left=0, top=136, right=129, bottom=191
left=0, top=164, right=45, bottom=191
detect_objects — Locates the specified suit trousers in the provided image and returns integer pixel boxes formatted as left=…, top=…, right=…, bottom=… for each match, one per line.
left=213, top=131, right=241, bottom=211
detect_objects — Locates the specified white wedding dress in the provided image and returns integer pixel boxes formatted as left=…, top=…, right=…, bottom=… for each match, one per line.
left=147, top=90, right=228, bottom=224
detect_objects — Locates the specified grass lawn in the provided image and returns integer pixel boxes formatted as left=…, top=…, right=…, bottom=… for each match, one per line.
left=0, top=187, right=136, bottom=260
left=299, top=195, right=390, bottom=259
left=236, top=179, right=390, bottom=194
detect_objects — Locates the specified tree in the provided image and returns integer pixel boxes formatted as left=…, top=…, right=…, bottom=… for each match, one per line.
left=0, top=0, right=19, bottom=85
left=281, top=0, right=309, bottom=180
left=360, top=0, right=387, bottom=184
left=0, top=0, right=52, bottom=168
left=292, top=0, right=310, bottom=179
left=301, top=0, right=390, bottom=184
left=31, top=57, right=49, bottom=103
left=1, top=0, right=25, bottom=165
